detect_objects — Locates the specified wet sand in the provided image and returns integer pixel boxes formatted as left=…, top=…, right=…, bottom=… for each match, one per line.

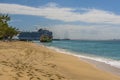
left=0, top=41, right=120, bottom=80
left=80, top=58, right=120, bottom=76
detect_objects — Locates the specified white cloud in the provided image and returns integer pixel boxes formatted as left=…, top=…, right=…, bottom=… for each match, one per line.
left=43, top=2, right=59, bottom=7
left=46, top=24, right=120, bottom=40
left=0, top=3, right=120, bottom=24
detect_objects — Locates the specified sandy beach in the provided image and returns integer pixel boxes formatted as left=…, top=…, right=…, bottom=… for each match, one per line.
left=0, top=41, right=120, bottom=80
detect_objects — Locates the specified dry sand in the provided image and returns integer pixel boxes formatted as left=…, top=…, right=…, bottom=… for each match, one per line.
left=0, top=41, right=120, bottom=80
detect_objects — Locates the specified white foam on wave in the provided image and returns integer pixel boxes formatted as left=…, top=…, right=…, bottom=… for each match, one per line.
left=47, top=46, right=120, bottom=69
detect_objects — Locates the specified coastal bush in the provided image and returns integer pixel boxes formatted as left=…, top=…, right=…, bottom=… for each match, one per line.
left=0, top=14, right=19, bottom=40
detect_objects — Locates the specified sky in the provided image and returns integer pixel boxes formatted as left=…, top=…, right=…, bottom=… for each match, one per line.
left=0, top=0, right=120, bottom=40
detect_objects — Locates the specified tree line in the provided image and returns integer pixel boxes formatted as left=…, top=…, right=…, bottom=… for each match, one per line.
left=0, top=14, right=19, bottom=41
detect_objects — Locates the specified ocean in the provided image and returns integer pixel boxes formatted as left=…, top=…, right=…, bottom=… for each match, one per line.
left=34, top=40, right=120, bottom=69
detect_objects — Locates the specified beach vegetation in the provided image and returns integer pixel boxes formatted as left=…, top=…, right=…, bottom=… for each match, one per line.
left=0, top=14, right=19, bottom=41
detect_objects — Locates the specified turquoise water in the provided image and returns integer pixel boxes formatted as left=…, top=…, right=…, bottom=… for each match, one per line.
left=34, top=40, right=120, bottom=68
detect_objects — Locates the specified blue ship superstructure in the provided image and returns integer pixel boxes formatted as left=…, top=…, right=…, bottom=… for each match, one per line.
left=18, top=29, right=53, bottom=41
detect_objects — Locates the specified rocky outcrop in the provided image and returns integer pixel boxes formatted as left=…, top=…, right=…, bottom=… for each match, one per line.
left=40, top=34, right=52, bottom=42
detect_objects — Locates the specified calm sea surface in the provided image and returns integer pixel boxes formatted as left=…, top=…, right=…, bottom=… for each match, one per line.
left=34, top=40, right=120, bottom=68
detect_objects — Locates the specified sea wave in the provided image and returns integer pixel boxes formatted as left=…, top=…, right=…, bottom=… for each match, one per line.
left=46, top=46, right=120, bottom=69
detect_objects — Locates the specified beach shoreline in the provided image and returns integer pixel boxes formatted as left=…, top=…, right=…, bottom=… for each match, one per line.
left=80, top=57, right=120, bottom=76
left=0, top=41, right=120, bottom=80
left=45, top=45, right=120, bottom=76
